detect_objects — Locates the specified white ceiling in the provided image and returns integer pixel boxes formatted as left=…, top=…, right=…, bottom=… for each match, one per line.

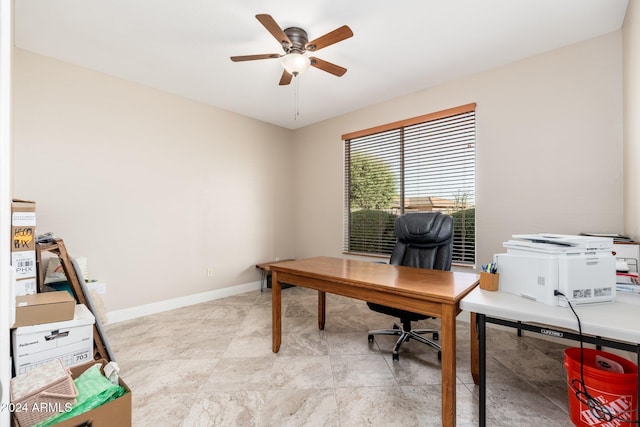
left=14, top=0, right=629, bottom=130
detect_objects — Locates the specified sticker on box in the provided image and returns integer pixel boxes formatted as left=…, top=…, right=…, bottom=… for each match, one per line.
left=12, top=210, right=36, bottom=227
left=12, top=225, right=35, bottom=251
left=15, top=278, right=37, bottom=296
left=12, top=251, right=36, bottom=279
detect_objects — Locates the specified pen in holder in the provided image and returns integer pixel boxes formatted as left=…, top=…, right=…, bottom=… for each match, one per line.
left=480, top=272, right=499, bottom=291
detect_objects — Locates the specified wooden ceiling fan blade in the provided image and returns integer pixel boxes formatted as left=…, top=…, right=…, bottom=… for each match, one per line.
left=256, top=14, right=292, bottom=47
left=306, top=25, right=353, bottom=52
left=310, top=57, right=347, bottom=77
left=230, top=53, right=280, bottom=62
left=279, top=70, right=293, bottom=86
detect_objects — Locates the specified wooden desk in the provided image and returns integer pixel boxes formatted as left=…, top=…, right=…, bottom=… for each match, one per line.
left=461, top=288, right=640, bottom=426
left=270, top=256, right=479, bottom=427
left=255, top=259, right=295, bottom=292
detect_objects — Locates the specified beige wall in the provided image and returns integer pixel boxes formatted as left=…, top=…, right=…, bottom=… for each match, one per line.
left=12, top=29, right=626, bottom=314
left=12, top=50, right=295, bottom=312
left=293, top=32, right=624, bottom=268
left=623, top=0, right=640, bottom=241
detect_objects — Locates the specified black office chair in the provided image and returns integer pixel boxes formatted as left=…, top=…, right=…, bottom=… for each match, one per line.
left=367, top=212, right=454, bottom=361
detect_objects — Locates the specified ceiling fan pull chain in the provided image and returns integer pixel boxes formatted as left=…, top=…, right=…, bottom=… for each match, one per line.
left=294, top=75, right=300, bottom=120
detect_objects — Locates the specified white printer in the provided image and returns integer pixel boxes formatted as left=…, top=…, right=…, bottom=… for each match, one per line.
left=495, top=234, right=616, bottom=307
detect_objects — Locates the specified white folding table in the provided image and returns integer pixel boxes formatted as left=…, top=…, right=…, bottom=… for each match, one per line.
left=460, top=288, right=640, bottom=426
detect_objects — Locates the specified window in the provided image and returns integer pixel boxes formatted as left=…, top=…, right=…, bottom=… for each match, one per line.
left=343, top=103, right=476, bottom=265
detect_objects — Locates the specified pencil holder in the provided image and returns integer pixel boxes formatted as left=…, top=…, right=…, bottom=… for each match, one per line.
left=480, top=272, right=499, bottom=291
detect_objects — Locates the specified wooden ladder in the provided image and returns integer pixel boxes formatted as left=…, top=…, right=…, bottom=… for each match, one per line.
left=35, top=238, right=110, bottom=362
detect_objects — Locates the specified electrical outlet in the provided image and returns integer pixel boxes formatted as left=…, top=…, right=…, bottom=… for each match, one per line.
left=207, top=268, right=213, bottom=277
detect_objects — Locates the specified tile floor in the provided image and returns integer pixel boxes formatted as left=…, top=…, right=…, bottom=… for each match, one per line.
left=104, top=286, right=575, bottom=426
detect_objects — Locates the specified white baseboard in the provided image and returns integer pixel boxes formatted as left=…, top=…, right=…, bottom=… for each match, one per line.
left=106, top=281, right=261, bottom=324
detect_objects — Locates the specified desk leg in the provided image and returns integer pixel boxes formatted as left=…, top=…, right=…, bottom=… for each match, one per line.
left=318, top=291, right=326, bottom=330
left=260, top=271, right=266, bottom=293
left=478, top=313, right=487, bottom=427
left=441, top=304, right=457, bottom=427
left=470, top=312, right=479, bottom=385
left=272, top=271, right=282, bottom=353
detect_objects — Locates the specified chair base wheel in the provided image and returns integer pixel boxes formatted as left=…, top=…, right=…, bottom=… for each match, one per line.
left=433, top=332, right=439, bottom=341
left=392, top=352, right=399, bottom=361
left=368, top=334, right=374, bottom=343
left=437, top=350, right=442, bottom=361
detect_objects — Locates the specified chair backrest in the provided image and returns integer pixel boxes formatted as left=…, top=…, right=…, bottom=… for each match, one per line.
left=389, top=212, right=454, bottom=271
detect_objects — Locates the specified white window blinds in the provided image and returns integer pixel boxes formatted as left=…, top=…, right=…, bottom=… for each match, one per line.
left=343, top=103, right=476, bottom=265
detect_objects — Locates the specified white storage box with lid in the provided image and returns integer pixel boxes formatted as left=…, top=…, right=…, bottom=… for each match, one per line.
left=12, top=304, right=95, bottom=375
left=10, top=358, right=78, bottom=427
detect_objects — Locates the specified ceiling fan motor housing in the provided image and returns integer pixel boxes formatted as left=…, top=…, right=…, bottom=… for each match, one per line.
left=283, top=27, right=309, bottom=53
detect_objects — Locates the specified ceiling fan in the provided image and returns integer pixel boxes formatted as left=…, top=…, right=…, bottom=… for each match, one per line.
left=230, top=14, right=353, bottom=86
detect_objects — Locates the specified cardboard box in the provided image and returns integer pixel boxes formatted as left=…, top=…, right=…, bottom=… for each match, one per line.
left=11, top=199, right=36, bottom=280
left=54, top=360, right=131, bottom=427
left=13, top=292, right=76, bottom=328
left=12, top=360, right=132, bottom=427
left=11, top=201, right=37, bottom=292
left=12, top=304, right=95, bottom=375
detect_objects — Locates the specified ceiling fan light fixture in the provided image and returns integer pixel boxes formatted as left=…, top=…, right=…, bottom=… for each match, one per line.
left=280, top=53, right=310, bottom=76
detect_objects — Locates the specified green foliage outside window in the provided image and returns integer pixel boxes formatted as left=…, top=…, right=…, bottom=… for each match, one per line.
left=349, top=209, right=397, bottom=254
left=349, top=152, right=397, bottom=210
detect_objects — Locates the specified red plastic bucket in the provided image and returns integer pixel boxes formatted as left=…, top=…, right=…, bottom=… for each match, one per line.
left=564, top=348, right=638, bottom=427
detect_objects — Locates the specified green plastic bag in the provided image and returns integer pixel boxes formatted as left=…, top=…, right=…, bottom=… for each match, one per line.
left=35, top=364, right=126, bottom=427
